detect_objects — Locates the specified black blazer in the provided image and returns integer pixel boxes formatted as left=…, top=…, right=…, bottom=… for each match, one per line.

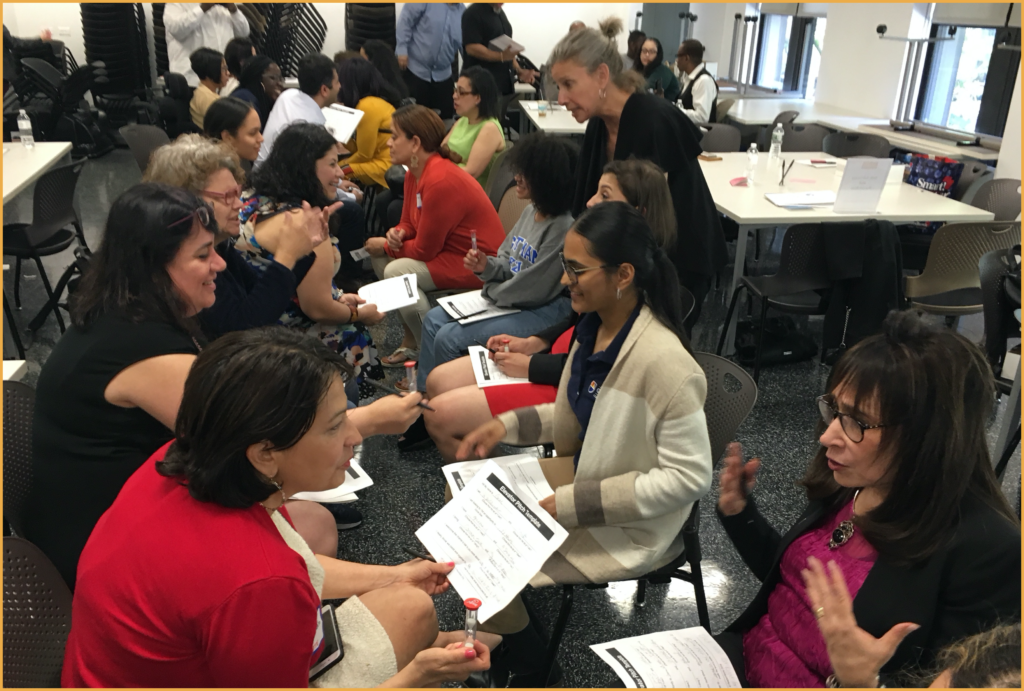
left=571, top=92, right=728, bottom=278
left=719, top=492, right=1020, bottom=684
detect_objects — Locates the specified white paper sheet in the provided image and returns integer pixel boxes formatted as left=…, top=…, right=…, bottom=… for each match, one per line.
left=322, top=104, right=365, bottom=143
left=416, top=461, right=567, bottom=623
left=349, top=248, right=371, bottom=261
left=289, top=460, right=374, bottom=503
left=764, top=190, right=836, bottom=208
left=833, top=157, right=890, bottom=213
left=796, top=159, right=837, bottom=168
left=466, top=345, right=530, bottom=388
left=591, top=628, right=741, bottom=689
left=437, top=289, right=521, bottom=324
left=488, top=34, right=525, bottom=54
left=442, top=454, right=553, bottom=503
left=357, top=274, right=419, bottom=313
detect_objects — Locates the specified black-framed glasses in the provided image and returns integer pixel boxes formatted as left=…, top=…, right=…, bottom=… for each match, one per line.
left=453, top=86, right=474, bottom=97
left=559, top=252, right=615, bottom=285
left=168, top=205, right=213, bottom=232
left=816, top=394, right=890, bottom=443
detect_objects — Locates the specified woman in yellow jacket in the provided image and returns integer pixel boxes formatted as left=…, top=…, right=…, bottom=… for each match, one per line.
left=338, top=58, right=399, bottom=189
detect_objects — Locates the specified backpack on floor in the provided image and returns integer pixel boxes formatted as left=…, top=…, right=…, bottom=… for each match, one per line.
left=735, top=316, right=818, bottom=368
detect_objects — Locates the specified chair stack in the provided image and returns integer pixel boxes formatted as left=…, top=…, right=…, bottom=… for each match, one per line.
left=80, top=3, right=152, bottom=125
left=151, top=3, right=170, bottom=79
left=253, top=4, right=328, bottom=78
left=345, top=3, right=397, bottom=52
left=19, top=57, right=112, bottom=157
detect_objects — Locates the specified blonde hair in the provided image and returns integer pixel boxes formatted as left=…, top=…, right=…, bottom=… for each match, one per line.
left=604, top=159, right=677, bottom=251
left=143, top=134, right=244, bottom=193
left=548, top=17, right=645, bottom=93
left=930, top=623, right=1021, bottom=688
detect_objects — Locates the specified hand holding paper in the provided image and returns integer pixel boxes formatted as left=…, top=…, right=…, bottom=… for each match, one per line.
left=358, top=274, right=419, bottom=313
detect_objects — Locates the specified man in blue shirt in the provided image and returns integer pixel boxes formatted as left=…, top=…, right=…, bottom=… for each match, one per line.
left=396, top=3, right=464, bottom=120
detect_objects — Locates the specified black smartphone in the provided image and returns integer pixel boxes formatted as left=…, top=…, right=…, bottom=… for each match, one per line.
left=309, top=604, right=344, bottom=682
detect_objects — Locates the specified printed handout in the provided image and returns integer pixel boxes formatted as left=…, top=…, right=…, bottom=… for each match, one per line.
left=357, top=274, right=419, bottom=313
left=591, top=628, right=741, bottom=688
left=467, top=345, right=530, bottom=388
left=442, top=454, right=553, bottom=503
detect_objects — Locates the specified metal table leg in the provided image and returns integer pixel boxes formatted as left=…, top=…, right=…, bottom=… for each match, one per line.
left=721, top=223, right=753, bottom=356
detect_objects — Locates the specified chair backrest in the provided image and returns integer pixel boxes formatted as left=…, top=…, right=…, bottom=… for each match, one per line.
left=3, top=537, right=73, bottom=688
left=775, top=223, right=832, bottom=287
left=905, top=222, right=1022, bottom=299
left=680, top=284, right=695, bottom=325
left=780, top=122, right=830, bottom=152
left=28, top=160, right=85, bottom=248
left=772, top=110, right=800, bottom=128
left=3, top=381, right=35, bottom=538
left=692, top=352, right=758, bottom=465
left=540, top=65, right=558, bottom=101
left=715, top=98, right=735, bottom=122
left=485, top=142, right=515, bottom=210
left=971, top=179, right=1022, bottom=222
left=951, top=161, right=993, bottom=202
left=119, top=124, right=170, bottom=173
left=497, top=186, right=530, bottom=235
left=822, top=132, right=892, bottom=159
left=978, top=247, right=1021, bottom=372
left=700, top=123, right=741, bottom=153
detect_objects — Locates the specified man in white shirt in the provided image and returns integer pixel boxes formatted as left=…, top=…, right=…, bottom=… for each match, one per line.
left=675, top=39, right=718, bottom=125
left=164, top=3, right=250, bottom=87
left=255, top=53, right=341, bottom=170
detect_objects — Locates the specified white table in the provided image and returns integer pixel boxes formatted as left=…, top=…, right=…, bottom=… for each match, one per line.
left=701, top=152, right=996, bottom=353
left=519, top=100, right=587, bottom=136
left=858, top=124, right=999, bottom=163
left=514, top=82, right=536, bottom=96
left=3, top=141, right=72, bottom=204
left=3, top=360, right=27, bottom=382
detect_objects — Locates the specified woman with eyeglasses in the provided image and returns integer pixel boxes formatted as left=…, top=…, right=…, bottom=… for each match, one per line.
left=637, top=37, right=680, bottom=102
left=455, top=201, right=713, bottom=686
left=715, top=311, right=1020, bottom=688
left=441, top=66, right=505, bottom=190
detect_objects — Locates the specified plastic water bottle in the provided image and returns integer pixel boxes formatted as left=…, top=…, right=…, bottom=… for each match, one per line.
left=768, top=123, right=784, bottom=161
left=745, top=143, right=759, bottom=185
left=17, top=109, right=34, bottom=149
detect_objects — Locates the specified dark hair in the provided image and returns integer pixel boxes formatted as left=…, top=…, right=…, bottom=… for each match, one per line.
left=800, top=310, right=1018, bottom=565
left=571, top=202, right=691, bottom=351
left=203, top=97, right=255, bottom=139
left=190, top=47, right=224, bottom=83
left=236, top=55, right=276, bottom=124
left=641, top=37, right=665, bottom=78
left=507, top=133, right=578, bottom=218
left=156, top=327, right=354, bottom=508
left=70, top=183, right=215, bottom=335
left=627, top=30, right=647, bottom=46
left=603, top=159, right=677, bottom=250
left=298, top=52, right=336, bottom=96
left=337, top=56, right=401, bottom=109
left=333, top=49, right=361, bottom=65
left=391, top=104, right=448, bottom=155
left=251, top=122, right=338, bottom=208
left=931, top=623, right=1021, bottom=688
left=361, top=39, right=410, bottom=100
left=224, top=37, right=254, bottom=76
left=459, top=65, right=500, bottom=121
left=679, top=39, right=705, bottom=64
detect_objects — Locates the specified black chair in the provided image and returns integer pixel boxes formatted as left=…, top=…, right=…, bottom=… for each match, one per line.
left=822, top=132, right=892, bottom=158
left=540, top=352, right=758, bottom=686
left=716, top=224, right=831, bottom=382
left=701, top=123, right=742, bottom=152
left=951, top=161, right=993, bottom=202
left=4, top=289, right=26, bottom=360
left=780, top=123, right=831, bottom=152
left=27, top=247, right=92, bottom=334
left=3, top=536, right=74, bottom=688
left=979, top=247, right=1021, bottom=390
left=3, top=381, right=35, bottom=538
left=158, top=72, right=198, bottom=139
left=758, top=110, right=800, bottom=149
left=3, top=160, right=88, bottom=334
left=119, top=124, right=170, bottom=172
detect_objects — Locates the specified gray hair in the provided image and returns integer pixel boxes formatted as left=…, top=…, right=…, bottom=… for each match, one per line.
left=548, top=17, right=643, bottom=92
left=143, top=134, right=244, bottom=194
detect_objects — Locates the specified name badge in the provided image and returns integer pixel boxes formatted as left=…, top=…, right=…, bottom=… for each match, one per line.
left=416, top=193, right=422, bottom=209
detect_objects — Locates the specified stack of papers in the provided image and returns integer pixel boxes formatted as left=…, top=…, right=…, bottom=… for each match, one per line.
left=591, top=628, right=741, bottom=688
left=357, top=274, right=419, bottom=313
left=488, top=34, right=525, bottom=54
left=442, top=454, right=553, bottom=503
left=764, top=190, right=836, bottom=208
left=289, top=458, right=373, bottom=503
left=322, top=104, right=364, bottom=143
left=467, top=346, right=529, bottom=388
left=437, top=290, right=521, bottom=324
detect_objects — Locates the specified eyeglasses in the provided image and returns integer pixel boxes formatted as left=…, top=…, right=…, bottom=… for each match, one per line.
left=202, top=186, right=243, bottom=205
left=816, top=394, right=891, bottom=443
left=640, top=48, right=658, bottom=55
left=168, top=204, right=213, bottom=232
left=559, top=252, right=615, bottom=285
left=453, top=87, right=474, bottom=97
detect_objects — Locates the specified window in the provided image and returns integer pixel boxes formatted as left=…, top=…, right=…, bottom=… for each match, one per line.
left=752, top=14, right=825, bottom=96
left=805, top=18, right=828, bottom=99
left=756, top=14, right=793, bottom=89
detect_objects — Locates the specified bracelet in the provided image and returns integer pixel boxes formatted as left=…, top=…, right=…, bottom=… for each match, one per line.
left=826, top=674, right=882, bottom=688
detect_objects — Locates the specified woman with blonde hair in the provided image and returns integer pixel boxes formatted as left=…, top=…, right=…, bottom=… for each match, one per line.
left=549, top=17, right=726, bottom=327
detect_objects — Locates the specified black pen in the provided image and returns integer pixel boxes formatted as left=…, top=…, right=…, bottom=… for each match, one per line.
left=474, top=339, right=497, bottom=353
left=361, top=378, right=437, bottom=412
left=402, top=547, right=436, bottom=562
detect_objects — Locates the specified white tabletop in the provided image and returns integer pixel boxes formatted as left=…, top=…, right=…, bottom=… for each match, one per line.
left=700, top=152, right=995, bottom=226
left=3, top=141, right=72, bottom=204
left=858, top=124, right=999, bottom=163
left=514, top=82, right=536, bottom=95
left=3, top=360, right=27, bottom=382
left=520, top=100, right=587, bottom=135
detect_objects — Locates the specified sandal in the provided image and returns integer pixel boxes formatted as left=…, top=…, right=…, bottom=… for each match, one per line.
left=381, top=347, right=418, bottom=368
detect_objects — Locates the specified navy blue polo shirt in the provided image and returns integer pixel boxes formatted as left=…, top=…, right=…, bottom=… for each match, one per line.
left=566, top=303, right=643, bottom=468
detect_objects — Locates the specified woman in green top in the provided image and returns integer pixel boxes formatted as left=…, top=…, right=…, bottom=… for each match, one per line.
left=441, top=66, right=506, bottom=191
left=639, top=37, right=681, bottom=102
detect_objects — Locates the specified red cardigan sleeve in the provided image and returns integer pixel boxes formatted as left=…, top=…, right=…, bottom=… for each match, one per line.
left=389, top=166, right=463, bottom=263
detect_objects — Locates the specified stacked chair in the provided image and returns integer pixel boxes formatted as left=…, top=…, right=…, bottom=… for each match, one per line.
left=345, top=3, right=397, bottom=51
left=253, top=4, right=328, bottom=78
left=80, top=4, right=154, bottom=128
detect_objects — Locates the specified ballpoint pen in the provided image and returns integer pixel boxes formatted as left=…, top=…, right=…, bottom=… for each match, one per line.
left=361, top=378, right=437, bottom=411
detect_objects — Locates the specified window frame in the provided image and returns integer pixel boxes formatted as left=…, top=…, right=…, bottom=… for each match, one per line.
left=751, top=13, right=819, bottom=94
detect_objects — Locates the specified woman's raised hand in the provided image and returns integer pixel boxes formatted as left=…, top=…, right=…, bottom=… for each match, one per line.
left=717, top=442, right=760, bottom=517
left=463, top=248, right=488, bottom=274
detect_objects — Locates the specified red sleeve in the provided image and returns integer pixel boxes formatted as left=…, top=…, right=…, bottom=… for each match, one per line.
left=393, top=175, right=462, bottom=263
left=201, top=577, right=320, bottom=687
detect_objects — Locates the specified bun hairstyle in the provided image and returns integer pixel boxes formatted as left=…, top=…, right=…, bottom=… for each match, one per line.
left=548, top=17, right=646, bottom=94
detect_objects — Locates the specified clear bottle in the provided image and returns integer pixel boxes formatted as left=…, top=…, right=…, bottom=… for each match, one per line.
left=768, top=123, right=784, bottom=161
left=745, top=143, right=759, bottom=185
left=17, top=109, right=34, bottom=149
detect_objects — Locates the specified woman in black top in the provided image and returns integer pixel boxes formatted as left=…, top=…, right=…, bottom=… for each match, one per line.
left=547, top=17, right=727, bottom=327
left=231, top=55, right=283, bottom=129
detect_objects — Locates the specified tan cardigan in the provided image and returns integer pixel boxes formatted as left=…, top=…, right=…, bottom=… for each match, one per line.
left=497, top=306, right=713, bottom=586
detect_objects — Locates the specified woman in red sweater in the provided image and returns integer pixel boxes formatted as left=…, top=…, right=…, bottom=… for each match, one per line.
left=364, top=104, right=504, bottom=366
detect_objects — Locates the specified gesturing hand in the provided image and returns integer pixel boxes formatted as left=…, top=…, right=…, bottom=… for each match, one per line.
left=802, top=557, right=919, bottom=688
left=456, top=418, right=506, bottom=460
left=717, top=442, right=759, bottom=517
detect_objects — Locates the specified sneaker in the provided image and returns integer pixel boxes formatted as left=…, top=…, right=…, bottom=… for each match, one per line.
left=323, top=503, right=363, bottom=530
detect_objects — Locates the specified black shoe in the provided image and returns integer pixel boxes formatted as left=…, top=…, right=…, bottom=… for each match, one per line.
left=397, top=416, right=434, bottom=452
left=323, top=503, right=363, bottom=530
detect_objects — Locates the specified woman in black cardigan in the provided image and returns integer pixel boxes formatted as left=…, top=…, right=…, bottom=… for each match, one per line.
left=716, top=311, right=1020, bottom=688
left=547, top=17, right=727, bottom=328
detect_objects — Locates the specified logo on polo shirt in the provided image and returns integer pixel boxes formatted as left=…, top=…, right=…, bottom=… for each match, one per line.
left=587, top=380, right=601, bottom=397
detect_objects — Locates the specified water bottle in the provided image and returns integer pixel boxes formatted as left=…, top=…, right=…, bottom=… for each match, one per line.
left=768, top=123, right=784, bottom=161
left=17, top=110, right=34, bottom=149
left=745, top=143, right=759, bottom=185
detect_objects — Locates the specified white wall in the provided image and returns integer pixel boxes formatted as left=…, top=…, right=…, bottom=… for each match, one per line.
left=995, top=65, right=1021, bottom=182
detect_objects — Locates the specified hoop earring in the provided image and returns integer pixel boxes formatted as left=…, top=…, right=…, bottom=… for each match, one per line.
left=411, top=153, right=419, bottom=167
left=599, top=87, right=607, bottom=100
left=259, top=477, right=287, bottom=511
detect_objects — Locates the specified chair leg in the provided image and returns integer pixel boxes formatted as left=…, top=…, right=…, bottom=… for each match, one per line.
left=752, top=297, right=770, bottom=384
left=994, top=424, right=1021, bottom=480
left=543, top=585, right=575, bottom=687
left=29, top=259, right=78, bottom=332
left=73, top=219, right=90, bottom=252
left=33, top=254, right=65, bottom=333
left=3, top=289, right=26, bottom=359
left=688, top=560, right=712, bottom=633
left=13, top=256, right=22, bottom=309
left=716, top=285, right=745, bottom=355
left=636, top=578, right=647, bottom=607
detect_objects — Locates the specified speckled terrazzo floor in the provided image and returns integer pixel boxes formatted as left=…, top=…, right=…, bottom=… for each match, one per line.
left=4, top=148, right=1019, bottom=688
